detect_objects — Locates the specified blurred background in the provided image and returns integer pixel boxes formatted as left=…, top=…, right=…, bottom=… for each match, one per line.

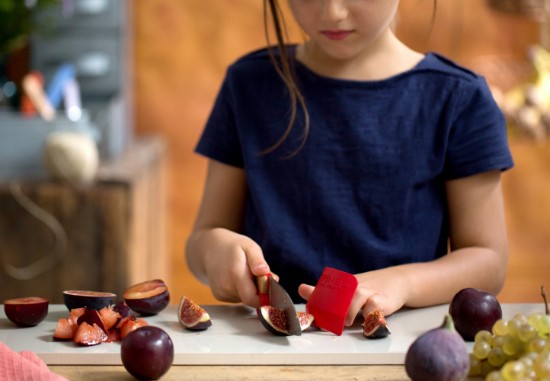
left=0, top=0, right=548, bottom=305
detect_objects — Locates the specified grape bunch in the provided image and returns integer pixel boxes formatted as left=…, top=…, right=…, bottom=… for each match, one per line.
left=468, top=311, right=550, bottom=380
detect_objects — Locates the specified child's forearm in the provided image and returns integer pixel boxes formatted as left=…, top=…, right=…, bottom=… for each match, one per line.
left=400, top=246, right=507, bottom=308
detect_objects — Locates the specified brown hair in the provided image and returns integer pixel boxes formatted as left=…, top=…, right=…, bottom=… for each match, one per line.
left=262, top=0, right=309, bottom=156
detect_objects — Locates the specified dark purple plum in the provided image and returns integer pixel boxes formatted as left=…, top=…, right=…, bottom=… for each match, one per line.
left=405, top=315, right=469, bottom=381
left=3, top=297, right=49, bottom=327
left=63, top=290, right=116, bottom=311
left=121, top=326, right=174, bottom=380
left=123, top=279, right=170, bottom=316
left=449, top=287, right=502, bottom=341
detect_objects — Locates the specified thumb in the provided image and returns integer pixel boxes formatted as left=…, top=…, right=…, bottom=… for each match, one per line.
left=298, top=283, right=315, bottom=301
left=243, top=240, right=270, bottom=277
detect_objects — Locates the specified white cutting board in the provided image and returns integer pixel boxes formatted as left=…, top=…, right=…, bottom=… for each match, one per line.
left=0, top=303, right=541, bottom=365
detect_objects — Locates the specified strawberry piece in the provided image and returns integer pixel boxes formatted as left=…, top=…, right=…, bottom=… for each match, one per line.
left=73, top=322, right=108, bottom=346
left=53, top=318, right=77, bottom=340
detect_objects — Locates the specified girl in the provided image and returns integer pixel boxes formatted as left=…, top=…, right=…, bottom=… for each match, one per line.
left=186, top=0, right=514, bottom=326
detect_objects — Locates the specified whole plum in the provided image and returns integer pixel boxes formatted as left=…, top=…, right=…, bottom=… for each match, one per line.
left=405, top=314, right=469, bottom=381
left=121, top=326, right=174, bottom=380
left=449, top=287, right=502, bottom=341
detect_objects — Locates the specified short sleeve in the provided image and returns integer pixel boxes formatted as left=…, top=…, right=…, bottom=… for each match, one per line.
left=444, top=77, right=514, bottom=179
left=195, top=70, right=244, bottom=168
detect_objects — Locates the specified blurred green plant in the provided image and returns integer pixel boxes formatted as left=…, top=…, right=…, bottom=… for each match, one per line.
left=0, top=0, right=58, bottom=57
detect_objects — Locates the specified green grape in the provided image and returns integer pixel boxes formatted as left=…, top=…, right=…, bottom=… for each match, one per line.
left=528, top=312, right=543, bottom=330
left=508, top=317, right=525, bottom=336
left=493, top=335, right=505, bottom=349
left=486, top=369, right=505, bottom=381
left=535, top=350, right=550, bottom=378
left=489, top=347, right=508, bottom=367
left=475, top=340, right=493, bottom=360
left=501, top=360, right=526, bottom=381
left=503, top=335, right=522, bottom=357
left=528, top=337, right=548, bottom=353
left=477, top=329, right=495, bottom=345
left=494, top=319, right=509, bottom=336
left=518, top=324, right=537, bottom=342
left=470, top=354, right=483, bottom=376
left=539, top=315, right=550, bottom=337
left=482, top=359, right=497, bottom=376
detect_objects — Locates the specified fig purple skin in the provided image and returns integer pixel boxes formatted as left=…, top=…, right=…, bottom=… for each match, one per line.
left=405, top=315, right=469, bottom=381
left=121, top=326, right=174, bottom=380
left=3, top=297, right=49, bottom=327
left=449, top=287, right=502, bottom=341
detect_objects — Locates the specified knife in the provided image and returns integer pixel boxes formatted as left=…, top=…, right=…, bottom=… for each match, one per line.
left=257, top=274, right=302, bottom=336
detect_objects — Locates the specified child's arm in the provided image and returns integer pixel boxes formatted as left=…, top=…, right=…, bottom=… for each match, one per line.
left=185, top=159, right=271, bottom=306
left=299, top=170, right=509, bottom=324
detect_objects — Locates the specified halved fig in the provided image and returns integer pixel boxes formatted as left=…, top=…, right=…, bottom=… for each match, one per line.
left=297, top=311, right=315, bottom=332
left=363, top=309, right=391, bottom=338
left=258, top=306, right=289, bottom=336
left=177, top=296, right=212, bottom=331
left=3, top=297, right=49, bottom=327
left=123, top=279, right=170, bottom=316
left=63, top=290, right=116, bottom=311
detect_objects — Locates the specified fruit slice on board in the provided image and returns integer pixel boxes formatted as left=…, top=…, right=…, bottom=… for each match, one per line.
left=306, top=267, right=358, bottom=336
left=123, top=279, right=170, bottom=316
left=177, top=296, right=212, bottom=331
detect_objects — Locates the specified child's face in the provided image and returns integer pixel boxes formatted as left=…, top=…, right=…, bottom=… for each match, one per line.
left=288, top=0, right=400, bottom=61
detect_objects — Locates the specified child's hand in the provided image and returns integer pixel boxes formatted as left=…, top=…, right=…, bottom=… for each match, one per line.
left=202, top=228, right=271, bottom=308
left=298, top=267, right=409, bottom=326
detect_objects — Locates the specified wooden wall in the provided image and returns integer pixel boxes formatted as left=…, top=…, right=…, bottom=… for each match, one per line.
left=132, top=0, right=549, bottom=304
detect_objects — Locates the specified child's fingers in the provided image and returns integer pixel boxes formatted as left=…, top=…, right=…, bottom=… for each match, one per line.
left=243, top=241, right=270, bottom=276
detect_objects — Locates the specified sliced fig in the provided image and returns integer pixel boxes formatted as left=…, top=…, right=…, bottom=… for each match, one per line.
left=297, top=311, right=315, bottom=332
left=259, top=306, right=289, bottom=336
left=123, top=279, right=170, bottom=316
left=177, top=296, right=212, bottom=331
left=3, top=296, right=49, bottom=327
left=63, top=290, right=116, bottom=311
left=363, top=309, right=391, bottom=339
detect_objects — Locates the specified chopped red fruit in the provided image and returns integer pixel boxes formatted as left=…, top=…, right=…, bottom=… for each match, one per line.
left=53, top=318, right=77, bottom=340
left=120, top=316, right=148, bottom=339
left=99, top=306, right=121, bottom=331
left=73, top=322, right=108, bottom=346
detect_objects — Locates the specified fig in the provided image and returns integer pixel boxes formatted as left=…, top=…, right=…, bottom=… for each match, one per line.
left=123, top=279, right=170, bottom=316
left=121, top=326, right=174, bottom=380
left=405, top=314, right=469, bottom=381
left=297, top=311, right=315, bottom=331
left=63, top=290, right=116, bottom=311
left=449, top=287, right=502, bottom=341
left=177, top=295, right=212, bottom=331
left=259, top=305, right=289, bottom=336
left=362, top=309, right=391, bottom=338
left=3, top=297, right=49, bottom=327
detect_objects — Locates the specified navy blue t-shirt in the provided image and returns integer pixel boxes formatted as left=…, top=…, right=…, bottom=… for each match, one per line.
left=195, top=47, right=514, bottom=302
